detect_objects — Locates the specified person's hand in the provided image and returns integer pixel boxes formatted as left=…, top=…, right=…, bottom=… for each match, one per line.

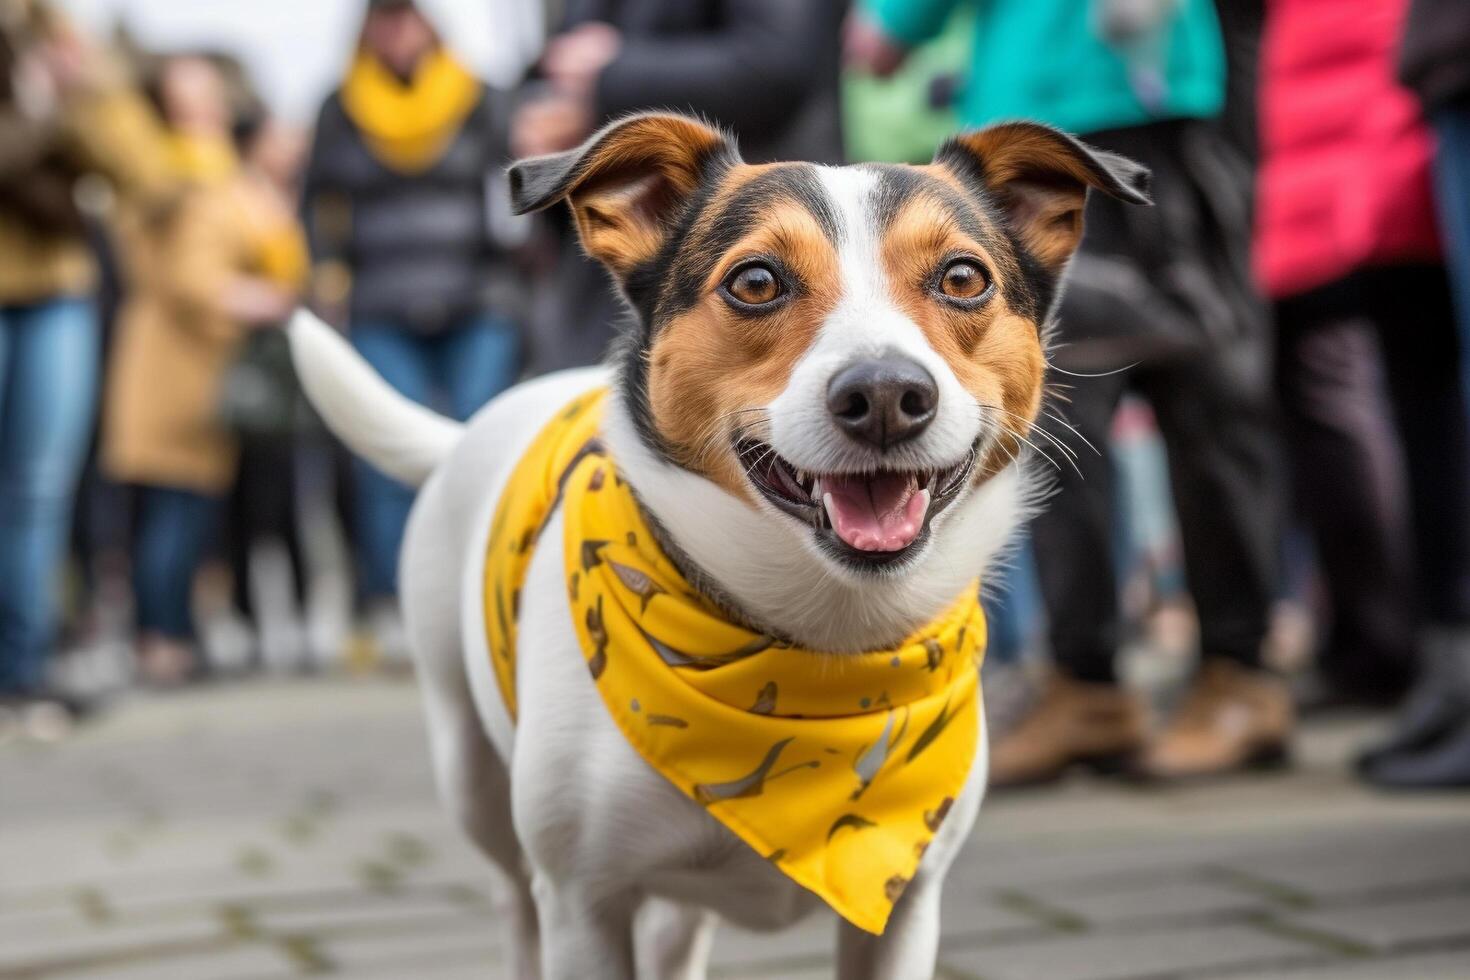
left=843, top=12, right=909, bottom=78
left=511, top=94, right=594, bottom=158
left=223, top=277, right=297, bottom=326
left=541, top=21, right=622, bottom=100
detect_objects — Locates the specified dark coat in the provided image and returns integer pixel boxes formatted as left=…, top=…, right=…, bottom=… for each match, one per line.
left=527, top=0, right=847, bottom=375
left=302, top=86, right=519, bottom=333
left=1399, top=0, right=1470, bottom=111
left=575, top=0, right=846, bottom=166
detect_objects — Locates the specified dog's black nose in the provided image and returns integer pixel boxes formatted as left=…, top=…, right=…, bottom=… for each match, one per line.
left=826, top=355, right=938, bottom=450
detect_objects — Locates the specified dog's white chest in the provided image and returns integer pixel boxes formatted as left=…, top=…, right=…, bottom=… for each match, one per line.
left=475, top=508, right=819, bottom=928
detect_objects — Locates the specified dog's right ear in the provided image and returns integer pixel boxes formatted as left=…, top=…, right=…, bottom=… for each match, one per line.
left=508, top=112, right=735, bottom=279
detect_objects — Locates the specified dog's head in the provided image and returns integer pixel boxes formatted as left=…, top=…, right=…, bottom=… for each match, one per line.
left=510, top=113, right=1148, bottom=582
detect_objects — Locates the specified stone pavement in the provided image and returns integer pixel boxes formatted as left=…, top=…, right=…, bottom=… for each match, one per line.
left=3, top=679, right=1469, bottom=980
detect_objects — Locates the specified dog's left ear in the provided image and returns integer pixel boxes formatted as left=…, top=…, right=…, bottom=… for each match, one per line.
left=508, top=112, right=735, bottom=279
left=936, top=122, right=1151, bottom=271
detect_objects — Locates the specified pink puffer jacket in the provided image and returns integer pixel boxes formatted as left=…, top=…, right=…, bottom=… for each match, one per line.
left=1255, top=0, right=1441, bottom=299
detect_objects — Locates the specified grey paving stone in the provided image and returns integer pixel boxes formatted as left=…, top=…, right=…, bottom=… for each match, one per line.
left=939, top=923, right=1332, bottom=980
left=61, top=942, right=298, bottom=979
left=336, top=959, right=508, bottom=980
left=1023, top=877, right=1277, bottom=926
left=316, top=920, right=500, bottom=973
left=938, top=885, right=1063, bottom=939
left=711, top=967, right=831, bottom=980
left=709, top=915, right=835, bottom=970
left=1247, top=948, right=1470, bottom=980
left=249, top=890, right=488, bottom=936
left=7, top=679, right=1470, bottom=980
left=0, top=909, right=228, bottom=972
left=100, top=868, right=373, bottom=908
left=1283, top=893, right=1470, bottom=953
left=0, top=904, right=89, bottom=950
left=1227, top=824, right=1470, bottom=900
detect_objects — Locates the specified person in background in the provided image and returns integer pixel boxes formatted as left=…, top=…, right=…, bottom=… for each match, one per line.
left=1305, top=0, right=1470, bottom=789
left=0, top=1, right=170, bottom=726
left=1402, top=7, right=1470, bottom=443
left=302, top=0, right=520, bottom=651
left=102, top=55, right=302, bottom=686
left=223, top=113, right=312, bottom=671
left=1261, top=0, right=1470, bottom=790
left=511, top=0, right=847, bottom=375
left=849, top=0, right=1284, bottom=784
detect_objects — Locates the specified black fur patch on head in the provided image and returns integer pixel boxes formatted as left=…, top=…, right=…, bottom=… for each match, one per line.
left=616, top=163, right=841, bottom=462
left=655, top=164, right=841, bottom=320
left=868, top=164, right=985, bottom=243
left=866, top=162, right=1046, bottom=324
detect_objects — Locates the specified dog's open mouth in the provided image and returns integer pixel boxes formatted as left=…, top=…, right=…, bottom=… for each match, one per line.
left=735, top=438, right=980, bottom=565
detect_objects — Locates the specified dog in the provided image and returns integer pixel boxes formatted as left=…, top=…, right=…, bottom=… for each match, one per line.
left=288, top=111, right=1148, bottom=979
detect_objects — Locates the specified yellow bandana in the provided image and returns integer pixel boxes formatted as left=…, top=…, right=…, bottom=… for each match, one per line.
left=482, top=390, right=985, bottom=935
left=340, top=49, right=482, bottom=173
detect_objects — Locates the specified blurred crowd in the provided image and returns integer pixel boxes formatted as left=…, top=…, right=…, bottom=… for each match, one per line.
left=1, top=0, right=1469, bottom=792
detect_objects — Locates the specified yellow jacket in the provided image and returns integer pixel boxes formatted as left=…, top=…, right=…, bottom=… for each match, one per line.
left=102, top=173, right=306, bottom=493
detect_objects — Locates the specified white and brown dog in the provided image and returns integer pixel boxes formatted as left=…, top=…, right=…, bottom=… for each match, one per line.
left=289, top=112, right=1148, bottom=979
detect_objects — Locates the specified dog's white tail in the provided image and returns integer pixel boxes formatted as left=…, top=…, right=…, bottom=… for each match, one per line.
left=288, top=309, right=463, bottom=487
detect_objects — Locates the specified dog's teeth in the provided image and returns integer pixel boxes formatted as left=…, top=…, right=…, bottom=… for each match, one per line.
left=916, top=487, right=932, bottom=518
left=811, top=477, right=823, bottom=502
left=822, top=491, right=836, bottom=529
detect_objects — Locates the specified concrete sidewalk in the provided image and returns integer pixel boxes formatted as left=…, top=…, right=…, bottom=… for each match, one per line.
left=2, top=679, right=1469, bottom=979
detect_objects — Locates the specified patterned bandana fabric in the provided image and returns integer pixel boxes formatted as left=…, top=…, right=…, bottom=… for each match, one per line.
left=340, top=49, right=481, bottom=173
left=482, top=389, right=985, bottom=935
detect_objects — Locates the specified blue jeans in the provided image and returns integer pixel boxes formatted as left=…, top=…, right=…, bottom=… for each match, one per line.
left=982, top=540, right=1041, bottom=665
left=133, top=486, right=221, bottom=640
left=1434, top=107, right=1470, bottom=413
left=0, top=299, right=98, bottom=694
left=351, top=315, right=519, bottom=598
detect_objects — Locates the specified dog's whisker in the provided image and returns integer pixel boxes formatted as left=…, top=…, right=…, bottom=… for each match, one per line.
left=979, top=404, right=1080, bottom=464
left=690, top=407, right=772, bottom=462
left=1030, top=424, right=1081, bottom=462
left=1042, top=411, right=1100, bottom=457
left=1048, top=361, right=1139, bottom=378
left=1004, top=427, right=1064, bottom=474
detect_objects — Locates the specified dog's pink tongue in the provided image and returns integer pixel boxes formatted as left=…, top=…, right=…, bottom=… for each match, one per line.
left=822, top=473, right=928, bottom=552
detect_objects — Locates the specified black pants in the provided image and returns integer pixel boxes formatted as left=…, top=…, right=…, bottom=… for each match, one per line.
left=1276, top=266, right=1470, bottom=691
left=1030, top=120, right=1278, bottom=684
left=1031, top=339, right=1279, bottom=682
left=228, top=438, right=306, bottom=625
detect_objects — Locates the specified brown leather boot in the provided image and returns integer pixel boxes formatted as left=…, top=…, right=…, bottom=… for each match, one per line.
left=1137, top=659, right=1293, bottom=781
left=989, top=671, right=1148, bottom=787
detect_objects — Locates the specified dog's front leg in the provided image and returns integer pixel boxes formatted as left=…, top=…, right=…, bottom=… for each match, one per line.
left=532, top=876, right=637, bottom=979
left=834, top=878, right=943, bottom=980
left=636, top=898, right=718, bottom=980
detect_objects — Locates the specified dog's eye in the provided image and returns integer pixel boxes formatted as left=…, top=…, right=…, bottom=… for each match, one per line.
left=722, top=262, right=783, bottom=309
left=938, top=259, right=989, bottom=302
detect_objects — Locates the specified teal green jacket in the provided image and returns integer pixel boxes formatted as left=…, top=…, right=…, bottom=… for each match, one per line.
left=864, top=0, right=1226, bottom=135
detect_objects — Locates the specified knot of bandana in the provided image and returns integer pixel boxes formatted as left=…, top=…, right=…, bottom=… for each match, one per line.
left=482, top=389, right=985, bottom=935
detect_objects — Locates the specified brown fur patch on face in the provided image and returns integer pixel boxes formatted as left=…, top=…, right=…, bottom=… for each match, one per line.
left=646, top=172, right=842, bottom=499
left=877, top=183, right=1046, bottom=479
